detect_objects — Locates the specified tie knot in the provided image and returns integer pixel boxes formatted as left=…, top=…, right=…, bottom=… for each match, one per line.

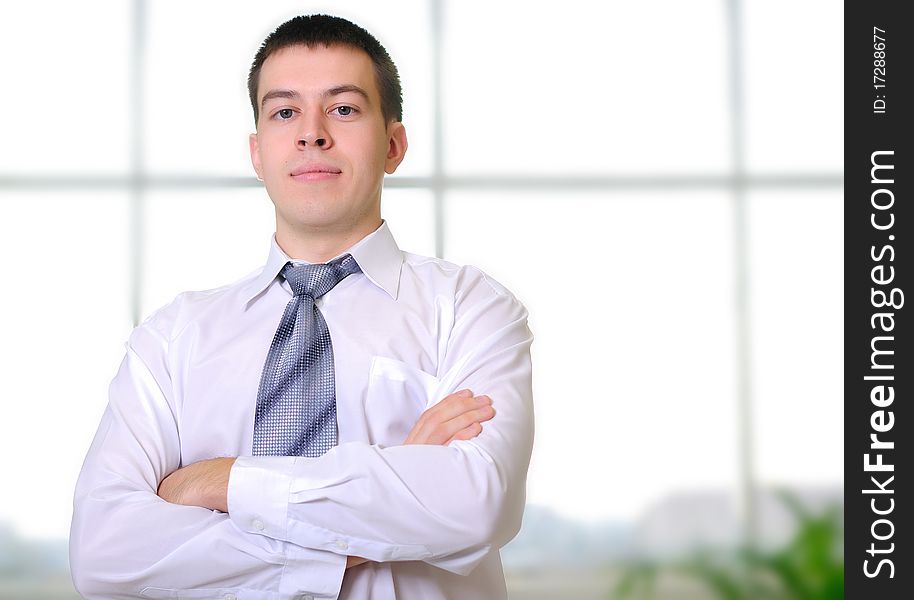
left=281, top=254, right=361, bottom=299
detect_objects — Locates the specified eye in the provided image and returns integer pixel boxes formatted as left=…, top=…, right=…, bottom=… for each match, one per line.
left=275, top=108, right=295, bottom=120
left=333, top=105, right=357, bottom=117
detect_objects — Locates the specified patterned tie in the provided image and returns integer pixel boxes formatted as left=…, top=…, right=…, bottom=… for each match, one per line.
left=252, top=254, right=361, bottom=457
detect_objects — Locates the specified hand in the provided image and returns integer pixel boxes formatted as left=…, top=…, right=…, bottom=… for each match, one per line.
left=344, top=389, right=495, bottom=571
left=157, top=457, right=235, bottom=513
left=403, top=388, right=495, bottom=446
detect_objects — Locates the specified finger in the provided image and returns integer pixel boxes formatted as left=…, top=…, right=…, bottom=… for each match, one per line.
left=405, top=393, right=492, bottom=446
left=426, top=392, right=490, bottom=423
left=428, top=404, right=495, bottom=445
left=446, top=421, right=483, bottom=445
left=445, top=404, right=495, bottom=432
left=422, top=389, right=473, bottom=419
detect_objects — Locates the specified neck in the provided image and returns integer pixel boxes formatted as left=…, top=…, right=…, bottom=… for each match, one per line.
left=275, top=218, right=381, bottom=263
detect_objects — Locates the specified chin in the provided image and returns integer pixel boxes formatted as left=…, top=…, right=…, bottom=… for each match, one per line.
left=286, top=209, right=351, bottom=231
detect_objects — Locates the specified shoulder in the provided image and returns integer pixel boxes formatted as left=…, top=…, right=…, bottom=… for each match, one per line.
left=400, top=251, right=528, bottom=319
left=130, top=267, right=262, bottom=345
left=403, top=252, right=514, bottom=295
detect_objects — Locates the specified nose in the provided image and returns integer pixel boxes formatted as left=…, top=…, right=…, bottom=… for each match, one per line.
left=298, top=132, right=327, bottom=148
left=296, top=109, right=331, bottom=150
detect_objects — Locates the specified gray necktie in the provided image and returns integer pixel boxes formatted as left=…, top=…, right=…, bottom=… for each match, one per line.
left=252, top=254, right=361, bottom=457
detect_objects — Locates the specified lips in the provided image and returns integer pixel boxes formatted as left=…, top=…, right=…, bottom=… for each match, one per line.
left=290, top=163, right=342, bottom=177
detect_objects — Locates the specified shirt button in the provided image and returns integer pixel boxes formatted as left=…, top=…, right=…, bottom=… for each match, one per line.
left=252, top=519, right=265, bottom=531
left=334, top=540, right=348, bottom=550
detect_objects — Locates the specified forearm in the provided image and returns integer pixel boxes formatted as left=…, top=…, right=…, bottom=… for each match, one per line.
left=228, top=439, right=528, bottom=568
left=156, top=456, right=371, bottom=571
left=71, top=489, right=345, bottom=598
left=71, top=454, right=347, bottom=598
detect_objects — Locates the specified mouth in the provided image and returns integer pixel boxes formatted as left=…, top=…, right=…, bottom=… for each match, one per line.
left=290, top=164, right=342, bottom=182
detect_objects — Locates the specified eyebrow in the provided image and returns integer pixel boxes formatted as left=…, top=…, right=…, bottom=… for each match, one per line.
left=260, top=85, right=372, bottom=108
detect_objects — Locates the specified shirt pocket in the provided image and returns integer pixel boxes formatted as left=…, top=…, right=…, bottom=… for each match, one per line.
left=364, top=355, right=440, bottom=446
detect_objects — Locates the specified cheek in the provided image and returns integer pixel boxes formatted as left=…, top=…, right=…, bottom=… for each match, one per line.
left=341, top=127, right=388, bottom=162
left=360, top=138, right=390, bottom=173
left=257, top=135, right=288, bottom=168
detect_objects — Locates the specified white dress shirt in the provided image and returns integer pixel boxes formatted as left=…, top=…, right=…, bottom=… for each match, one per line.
left=70, top=220, right=534, bottom=600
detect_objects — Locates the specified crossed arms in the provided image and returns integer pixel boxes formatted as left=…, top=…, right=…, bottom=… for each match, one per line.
left=155, top=389, right=497, bottom=569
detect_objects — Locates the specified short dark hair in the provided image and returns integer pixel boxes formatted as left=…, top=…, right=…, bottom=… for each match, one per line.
left=248, top=14, right=403, bottom=127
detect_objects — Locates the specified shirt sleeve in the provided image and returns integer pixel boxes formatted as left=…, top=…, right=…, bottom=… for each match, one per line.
left=227, top=269, right=535, bottom=576
left=69, top=320, right=347, bottom=600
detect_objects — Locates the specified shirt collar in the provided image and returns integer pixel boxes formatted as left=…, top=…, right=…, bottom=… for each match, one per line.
left=241, top=220, right=403, bottom=308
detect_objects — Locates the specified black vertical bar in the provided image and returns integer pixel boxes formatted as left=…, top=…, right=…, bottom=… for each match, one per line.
left=845, top=2, right=910, bottom=598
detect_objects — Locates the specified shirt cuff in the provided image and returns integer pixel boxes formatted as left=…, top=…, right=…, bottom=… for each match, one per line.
left=228, top=456, right=297, bottom=541
left=280, top=544, right=347, bottom=600
left=229, top=457, right=346, bottom=599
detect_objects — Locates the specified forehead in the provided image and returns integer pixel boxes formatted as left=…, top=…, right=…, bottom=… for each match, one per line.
left=258, top=44, right=379, bottom=102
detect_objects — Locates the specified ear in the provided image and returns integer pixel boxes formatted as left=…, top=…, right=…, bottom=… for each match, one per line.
left=384, top=121, right=408, bottom=174
left=249, top=133, right=263, bottom=181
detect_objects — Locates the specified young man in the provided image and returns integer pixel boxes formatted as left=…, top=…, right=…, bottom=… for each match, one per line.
left=70, top=14, right=534, bottom=599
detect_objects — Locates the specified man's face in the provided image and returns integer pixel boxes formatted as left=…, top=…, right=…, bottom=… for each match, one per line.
left=250, top=44, right=407, bottom=240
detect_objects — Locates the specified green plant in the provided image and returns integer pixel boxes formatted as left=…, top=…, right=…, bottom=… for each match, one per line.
left=611, top=491, right=844, bottom=600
